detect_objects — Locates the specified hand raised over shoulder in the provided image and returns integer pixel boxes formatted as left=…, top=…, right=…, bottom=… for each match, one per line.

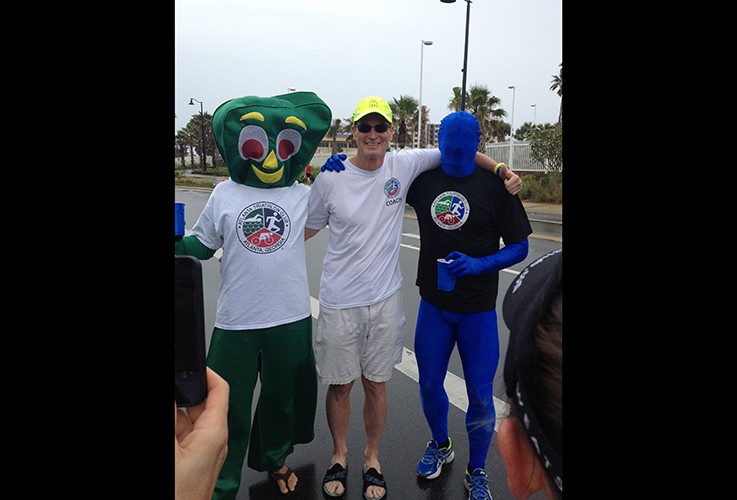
left=320, top=154, right=347, bottom=172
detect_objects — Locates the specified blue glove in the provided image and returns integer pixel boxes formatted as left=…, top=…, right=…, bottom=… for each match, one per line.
left=321, top=153, right=347, bottom=172
left=446, top=239, right=529, bottom=278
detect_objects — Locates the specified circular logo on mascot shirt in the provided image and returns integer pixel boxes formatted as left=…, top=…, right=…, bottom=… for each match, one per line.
left=237, top=202, right=290, bottom=253
left=431, top=191, right=470, bottom=230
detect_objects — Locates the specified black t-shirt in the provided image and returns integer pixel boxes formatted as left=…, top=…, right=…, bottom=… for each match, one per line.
left=406, top=167, right=532, bottom=313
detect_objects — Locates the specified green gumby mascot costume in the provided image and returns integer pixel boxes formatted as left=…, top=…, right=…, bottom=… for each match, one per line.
left=175, top=92, right=331, bottom=499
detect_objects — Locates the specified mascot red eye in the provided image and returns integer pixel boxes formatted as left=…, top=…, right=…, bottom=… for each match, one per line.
left=276, top=129, right=302, bottom=162
left=238, top=125, right=268, bottom=161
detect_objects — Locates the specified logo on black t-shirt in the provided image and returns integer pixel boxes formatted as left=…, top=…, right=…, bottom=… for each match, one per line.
left=236, top=201, right=291, bottom=253
left=431, top=191, right=469, bottom=230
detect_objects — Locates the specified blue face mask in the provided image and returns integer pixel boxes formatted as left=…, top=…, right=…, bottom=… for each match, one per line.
left=438, top=111, right=481, bottom=178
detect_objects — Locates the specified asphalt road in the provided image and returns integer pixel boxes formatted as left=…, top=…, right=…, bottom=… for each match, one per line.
left=175, top=185, right=562, bottom=500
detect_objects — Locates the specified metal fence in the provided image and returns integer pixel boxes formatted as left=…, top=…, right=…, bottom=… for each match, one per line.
left=310, top=141, right=546, bottom=172
left=484, top=141, right=545, bottom=172
left=310, top=153, right=337, bottom=169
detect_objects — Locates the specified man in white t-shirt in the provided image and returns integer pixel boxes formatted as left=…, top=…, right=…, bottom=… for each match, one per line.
left=305, top=95, right=521, bottom=500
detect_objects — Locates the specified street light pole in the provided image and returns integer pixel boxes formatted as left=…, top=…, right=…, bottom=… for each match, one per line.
left=441, top=0, right=472, bottom=111
left=189, top=98, right=205, bottom=170
left=508, top=85, right=515, bottom=171
left=531, top=103, right=537, bottom=126
left=418, top=39, right=433, bottom=148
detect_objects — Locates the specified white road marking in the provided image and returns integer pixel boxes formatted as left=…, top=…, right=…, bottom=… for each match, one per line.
left=309, top=296, right=510, bottom=428
left=400, top=243, right=421, bottom=251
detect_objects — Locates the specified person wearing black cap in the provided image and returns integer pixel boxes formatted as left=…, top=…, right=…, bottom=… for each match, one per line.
left=405, top=111, right=533, bottom=500
left=499, top=248, right=562, bottom=499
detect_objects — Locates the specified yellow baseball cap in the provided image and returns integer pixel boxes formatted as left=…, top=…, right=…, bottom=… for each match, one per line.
left=352, top=96, right=393, bottom=124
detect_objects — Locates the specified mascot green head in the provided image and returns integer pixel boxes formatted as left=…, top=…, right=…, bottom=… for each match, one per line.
left=212, top=92, right=332, bottom=188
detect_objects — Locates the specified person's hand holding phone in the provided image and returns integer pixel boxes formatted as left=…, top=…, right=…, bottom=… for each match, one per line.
left=175, top=367, right=230, bottom=500
left=175, top=255, right=208, bottom=407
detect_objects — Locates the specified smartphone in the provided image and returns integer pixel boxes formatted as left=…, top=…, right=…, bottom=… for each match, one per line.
left=174, top=255, right=208, bottom=407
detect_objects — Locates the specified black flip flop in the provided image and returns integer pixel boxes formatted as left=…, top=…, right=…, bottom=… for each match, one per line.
left=322, top=463, right=347, bottom=498
left=362, top=467, right=387, bottom=500
left=270, top=466, right=296, bottom=494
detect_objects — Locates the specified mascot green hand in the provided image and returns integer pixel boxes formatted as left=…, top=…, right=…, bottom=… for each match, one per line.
left=212, top=92, right=332, bottom=188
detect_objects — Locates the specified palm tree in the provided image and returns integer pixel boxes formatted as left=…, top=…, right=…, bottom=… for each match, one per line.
left=514, top=122, right=539, bottom=141
left=496, top=121, right=511, bottom=141
left=418, top=104, right=431, bottom=147
left=390, top=95, right=419, bottom=149
left=184, top=122, right=200, bottom=167
left=185, top=112, right=213, bottom=169
left=550, top=63, right=562, bottom=124
left=448, top=84, right=507, bottom=150
left=175, top=130, right=189, bottom=167
left=327, top=118, right=347, bottom=154
left=342, top=116, right=356, bottom=147
left=447, top=87, right=464, bottom=112
left=202, top=112, right=214, bottom=169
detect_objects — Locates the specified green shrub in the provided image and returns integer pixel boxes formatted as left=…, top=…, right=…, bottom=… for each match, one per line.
left=529, top=126, right=562, bottom=173
left=174, top=172, right=217, bottom=188
left=518, top=173, right=562, bottom=204
left=191, top=166, right=229, bottom=177
left=174, top=167, right=562, bottom=205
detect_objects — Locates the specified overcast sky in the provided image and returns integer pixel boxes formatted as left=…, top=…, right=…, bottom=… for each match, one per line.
left=175, top=0, right=562, bottom=134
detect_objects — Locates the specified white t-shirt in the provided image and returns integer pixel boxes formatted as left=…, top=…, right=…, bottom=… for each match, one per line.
left=306, top=149, right=441, bottom=309
left=190, top=180, right=311, bottom=330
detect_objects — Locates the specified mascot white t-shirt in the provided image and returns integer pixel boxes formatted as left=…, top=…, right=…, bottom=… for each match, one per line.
left=190, top=180, right=311, bottom=330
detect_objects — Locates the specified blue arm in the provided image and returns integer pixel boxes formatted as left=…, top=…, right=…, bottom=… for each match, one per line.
left=446, top=238, right=529, bottom=278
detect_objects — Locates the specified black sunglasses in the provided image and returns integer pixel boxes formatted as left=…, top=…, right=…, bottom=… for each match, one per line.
left=356, top=122, right=390, bottom=133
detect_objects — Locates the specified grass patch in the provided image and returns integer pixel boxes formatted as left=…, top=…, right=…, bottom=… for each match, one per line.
left=174, top=172, right=217, bottom=188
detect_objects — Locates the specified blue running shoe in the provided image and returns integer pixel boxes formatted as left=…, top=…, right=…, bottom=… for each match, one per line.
left=417, top=438, right=455, bottom=479
left=464, top=467, right=493, bottom=500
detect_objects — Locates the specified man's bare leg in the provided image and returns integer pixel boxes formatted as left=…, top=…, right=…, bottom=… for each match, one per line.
left=323, top=381, right=353, bottom=496
left=362, top=375, right=387, bottom=499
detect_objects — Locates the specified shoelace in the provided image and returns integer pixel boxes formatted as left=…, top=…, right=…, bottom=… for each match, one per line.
left=420, top=444, right=441, bottom=464
left=468, top=472, right=491, bottom=500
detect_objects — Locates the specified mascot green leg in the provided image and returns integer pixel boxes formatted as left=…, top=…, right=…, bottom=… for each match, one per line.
left=208, top=317, right=317, bottom=499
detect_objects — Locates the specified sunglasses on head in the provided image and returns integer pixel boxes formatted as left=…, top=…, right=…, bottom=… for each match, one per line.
left=356, top=122, right=390, bottom=133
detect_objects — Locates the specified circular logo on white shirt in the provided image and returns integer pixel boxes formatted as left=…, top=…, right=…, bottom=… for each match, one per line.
left=384, top=177, right=401, bottom=198
left=431, top=191, right=469, bottom=230
left=237, top=202, right=290, bottom=253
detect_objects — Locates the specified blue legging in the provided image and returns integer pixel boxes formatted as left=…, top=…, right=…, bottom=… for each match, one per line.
left=414, top=299, right=500, bottom=470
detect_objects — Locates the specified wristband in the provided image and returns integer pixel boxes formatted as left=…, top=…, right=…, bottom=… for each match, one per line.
left=494, top=163, right=507, bottom=176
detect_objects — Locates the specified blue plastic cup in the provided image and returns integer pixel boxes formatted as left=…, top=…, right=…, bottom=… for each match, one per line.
left=175, top=203, right=186, bottom=240
left=437, top=258, right=456, bottom=292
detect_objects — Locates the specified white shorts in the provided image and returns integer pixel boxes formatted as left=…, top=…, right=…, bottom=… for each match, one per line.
left=314, top=290, right=406, bottom=385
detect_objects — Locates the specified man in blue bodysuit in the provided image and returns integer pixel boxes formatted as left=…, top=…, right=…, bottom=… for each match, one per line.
left=406, top=111, right=532, bottom=500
